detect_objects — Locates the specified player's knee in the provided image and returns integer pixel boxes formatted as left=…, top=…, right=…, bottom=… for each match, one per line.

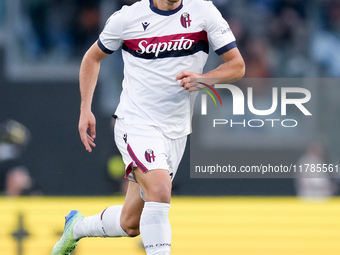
left=121, top=220, right=140, bottom=237
left=121, top=215, right=140, bottom=237
left=146, top=183, right=171, bottom=203
left=123, top=227, right=140, bottom=237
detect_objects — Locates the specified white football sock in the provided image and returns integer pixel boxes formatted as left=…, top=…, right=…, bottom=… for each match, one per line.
left=73, top=205, right=128, bottom=239
left=140, top=202, right=171, bottom=255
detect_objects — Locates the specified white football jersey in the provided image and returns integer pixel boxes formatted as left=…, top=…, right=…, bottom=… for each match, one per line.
left=99, top=0, right=236, bottom=139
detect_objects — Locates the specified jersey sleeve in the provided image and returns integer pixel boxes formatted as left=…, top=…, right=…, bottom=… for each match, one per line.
left=98, top=10, right=124, bottom=54
left=206, top=3, right=236, bottom=55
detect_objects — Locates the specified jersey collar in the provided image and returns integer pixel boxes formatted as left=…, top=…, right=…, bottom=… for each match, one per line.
left=149, top=0, right=183, bottom=16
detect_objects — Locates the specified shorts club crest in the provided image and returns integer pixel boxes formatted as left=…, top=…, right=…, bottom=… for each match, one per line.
left=145, top=149, right=156, bottom=163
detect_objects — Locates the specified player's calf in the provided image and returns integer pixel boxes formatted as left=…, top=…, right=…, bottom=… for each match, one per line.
left=134, top=169, right=172, bottom=255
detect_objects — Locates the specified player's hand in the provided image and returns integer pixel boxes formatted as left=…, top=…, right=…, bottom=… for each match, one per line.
left=78, top=110, right=96, bottom=153
left=175, top=71, right=205, bottom=92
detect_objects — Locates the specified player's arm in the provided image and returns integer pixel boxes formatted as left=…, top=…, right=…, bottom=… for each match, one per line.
left=79, top=41, right=109, bottom=152
left=202, top=47, right=245, bottom=83
left=176, top=47, right=245, bottom=91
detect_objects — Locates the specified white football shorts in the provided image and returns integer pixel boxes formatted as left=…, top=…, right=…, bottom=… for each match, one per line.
left=114, top=118, right=187, bottom=182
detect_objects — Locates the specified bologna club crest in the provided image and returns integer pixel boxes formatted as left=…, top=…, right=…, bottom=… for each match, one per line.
left=145, top=149, right=156, bottom=163
left=180, top=12, right=192, bottom=28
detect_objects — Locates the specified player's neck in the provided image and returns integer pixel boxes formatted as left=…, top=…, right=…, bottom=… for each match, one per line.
left=152, top=0, right=182, bottom=11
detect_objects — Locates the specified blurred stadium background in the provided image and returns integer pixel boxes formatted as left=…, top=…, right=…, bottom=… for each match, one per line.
left=0, top=0, right=340, bottom=254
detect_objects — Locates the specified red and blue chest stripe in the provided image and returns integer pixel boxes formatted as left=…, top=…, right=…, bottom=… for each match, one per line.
left=122, top=31, right=209, bottom=59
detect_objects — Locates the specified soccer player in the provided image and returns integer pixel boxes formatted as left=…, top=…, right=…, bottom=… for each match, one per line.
left=51, top=0, right=245, bottom=254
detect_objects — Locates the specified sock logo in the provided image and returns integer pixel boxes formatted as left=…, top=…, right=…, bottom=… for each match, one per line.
left=145, top=243, right=171, bottom=249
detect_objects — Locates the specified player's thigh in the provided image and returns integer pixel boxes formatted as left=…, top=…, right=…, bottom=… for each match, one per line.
left=121, top=180, right=144, bottom=229
left=134, top=168, right=172, bottom=203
